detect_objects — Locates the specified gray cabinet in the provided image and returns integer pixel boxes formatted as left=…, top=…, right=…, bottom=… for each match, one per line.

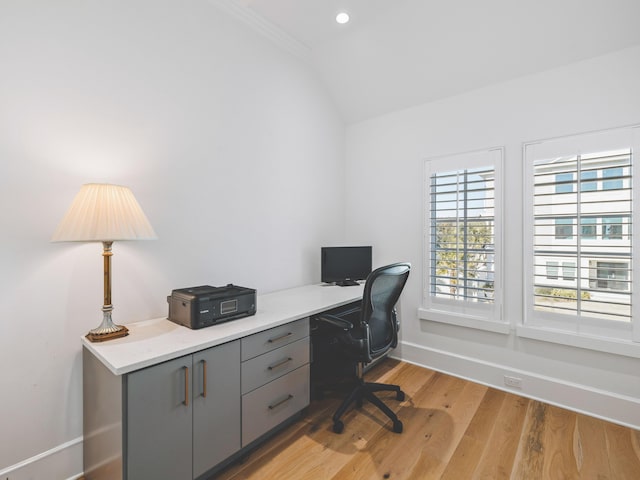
left=84, top=319, right=309, bottom=480
left=83, top=340, right=241, bottom=480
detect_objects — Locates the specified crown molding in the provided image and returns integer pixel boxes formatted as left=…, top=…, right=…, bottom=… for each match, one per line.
left=208, top=0, right=312, bottom=62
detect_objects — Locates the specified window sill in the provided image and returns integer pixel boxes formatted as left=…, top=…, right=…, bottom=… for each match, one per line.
left=516, top=325, right=640, bottom=359
left=418, top=307, right=510, bottom=334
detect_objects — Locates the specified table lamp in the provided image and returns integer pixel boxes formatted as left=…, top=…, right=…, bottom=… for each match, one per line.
left=52, top=183, right=157, bottom=342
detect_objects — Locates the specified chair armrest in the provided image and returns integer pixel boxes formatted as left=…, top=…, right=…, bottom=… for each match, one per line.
left=314, top=313, right=354, bottom=331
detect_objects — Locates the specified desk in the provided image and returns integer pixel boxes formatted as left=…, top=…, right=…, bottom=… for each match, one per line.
left=82, top=283, right=363, bottom=480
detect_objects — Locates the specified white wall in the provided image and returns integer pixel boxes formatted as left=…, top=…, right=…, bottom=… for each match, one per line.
left=0, top=1, right=345, bottom=477
left=345, top=45, right=640, bottom=427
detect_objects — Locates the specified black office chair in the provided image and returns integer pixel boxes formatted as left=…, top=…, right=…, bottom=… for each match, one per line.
left=315, top=262, right=411, bottom=434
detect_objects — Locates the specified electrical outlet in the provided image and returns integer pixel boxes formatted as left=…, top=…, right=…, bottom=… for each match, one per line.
left=504, top=375, right=522, bottom=389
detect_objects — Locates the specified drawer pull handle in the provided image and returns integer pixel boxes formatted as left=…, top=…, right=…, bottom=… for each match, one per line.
left=268, top=394, right=294, bottom=410
left=183, top=366, right=190, bottom=406
left=268, top=357, right=293, bottom=370
left=268, top=332, right=293, bottom=343
left=201, top=360, right=207, bottom=398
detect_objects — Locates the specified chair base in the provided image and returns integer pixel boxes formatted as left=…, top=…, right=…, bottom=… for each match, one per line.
left=331, top=378, right=405, bottom=434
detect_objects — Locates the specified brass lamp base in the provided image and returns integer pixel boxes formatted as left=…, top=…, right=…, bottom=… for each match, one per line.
left=85, top=303, right=129, bottom=343
left=86, top=326, right=129, bottom=343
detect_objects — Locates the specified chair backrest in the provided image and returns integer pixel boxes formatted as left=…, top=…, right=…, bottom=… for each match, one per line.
left=360, top=262, right=411, bottom=358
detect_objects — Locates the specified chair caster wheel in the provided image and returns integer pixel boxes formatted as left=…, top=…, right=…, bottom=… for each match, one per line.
left=393, top=420, right=403, bottom=434
left=397, top=391, right=405, bottom=401
left=333, top=420, right=344, bottom=434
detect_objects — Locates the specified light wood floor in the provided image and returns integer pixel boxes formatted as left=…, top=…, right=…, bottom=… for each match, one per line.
left=212, top=359, right=640, bottom=480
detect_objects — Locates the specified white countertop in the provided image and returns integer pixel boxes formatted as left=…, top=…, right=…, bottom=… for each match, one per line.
left=82, top=283, right=364, bottom=375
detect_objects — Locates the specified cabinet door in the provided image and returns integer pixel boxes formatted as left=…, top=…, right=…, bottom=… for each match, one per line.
left=192, top=340, right=241, bottom=478
left=126, top=355, right=193, bottom=480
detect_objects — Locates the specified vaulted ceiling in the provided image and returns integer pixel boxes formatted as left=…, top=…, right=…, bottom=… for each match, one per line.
left=216, top=0, right=640, bottom=124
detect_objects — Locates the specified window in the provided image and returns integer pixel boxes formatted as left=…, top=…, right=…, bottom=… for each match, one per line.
left=524, top=125, right=640, bottom=343
left=555, top=172, right=574, bottom=193
left=592, top=261, right=629, bottom=292
left=602, top=216, right=624, bottom=239
left=603, top=167, right=623, bottom=190
left=562, top=262, right=576, bottom=281
left=580, top=169, right=598, bottom=192
left=580, top=217, right=597, bottom=239
left=546, top=261, right=559, bottom=279
left=555, top=218, right=573, bottom=239
left=421, top=147, right=504, bottom=330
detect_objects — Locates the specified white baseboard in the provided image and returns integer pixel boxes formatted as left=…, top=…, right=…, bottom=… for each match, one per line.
left=398, top=341, right=640, bottom=430
left=0, top=436, right=83, bottom=480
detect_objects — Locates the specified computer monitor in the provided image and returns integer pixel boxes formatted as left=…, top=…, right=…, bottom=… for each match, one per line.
left=321, top=246, right=372, bottom=286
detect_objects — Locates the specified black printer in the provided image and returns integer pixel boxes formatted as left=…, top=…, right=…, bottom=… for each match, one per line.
left=167, top=284, right=256, bottom=329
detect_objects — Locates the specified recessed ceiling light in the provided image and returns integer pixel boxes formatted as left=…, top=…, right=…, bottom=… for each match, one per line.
left=336, top=12, right=350, bottom=24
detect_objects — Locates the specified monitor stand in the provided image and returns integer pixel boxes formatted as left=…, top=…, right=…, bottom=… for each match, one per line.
left=335, top=279, right=359, bottom=287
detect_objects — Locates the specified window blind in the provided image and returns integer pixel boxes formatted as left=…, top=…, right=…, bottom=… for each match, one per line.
left=430, top=166, right=496, bottom=303
left=532, top=149, right=632, bottom=323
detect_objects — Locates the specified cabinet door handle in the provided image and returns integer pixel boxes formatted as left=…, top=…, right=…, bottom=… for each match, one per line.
left=268, top=332, right=293, bottom=343
left=183, top=366, right=190, bottom=406
left=201, top=359, right=207, bottom=398
left=268, top=394, right=293, bottom=410
left=268, top=357, right=292, bottom=370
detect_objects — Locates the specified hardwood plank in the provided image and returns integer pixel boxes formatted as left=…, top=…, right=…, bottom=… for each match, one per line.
left=380, top=381, right=487, bottom=479
left=605, top=422, right=640, bottom=479
left=541, top=405, right=580, bottom=479
left=440, top=389, right=507, bottom=480
left=510, top=400, right=547, bottom=480
left=572, top=415, right=612, bottom=479
left=402, top=382, right=487, bottom=479
left=632, top=428, right=640, bottom=462
left=468, top=393, right=528, bottom=479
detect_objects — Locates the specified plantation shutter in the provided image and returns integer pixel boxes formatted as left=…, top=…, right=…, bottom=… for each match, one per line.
left=430, top=167, right=496, bottom=303
left=524, top=125, right=640, bottom=342
left=423, top=147, right=503, bottom=325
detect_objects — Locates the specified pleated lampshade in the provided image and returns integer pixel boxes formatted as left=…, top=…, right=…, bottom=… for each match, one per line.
left=51, top=183, right=157, bottom=242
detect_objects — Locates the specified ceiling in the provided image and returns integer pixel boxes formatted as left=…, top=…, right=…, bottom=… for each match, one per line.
left=221, top=0, right=640, bottom=124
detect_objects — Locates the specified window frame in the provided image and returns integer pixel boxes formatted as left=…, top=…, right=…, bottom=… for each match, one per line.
left=523, top=125, right=640, bottom=345
left=420, top=147, right=506, bottom=333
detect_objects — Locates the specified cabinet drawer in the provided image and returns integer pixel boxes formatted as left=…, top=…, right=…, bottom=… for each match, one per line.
left=241, top=364, right=309, bottom=447
left=241, top=318, right=309, bottom=361
left=241, top=338, right=309, bottom=394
